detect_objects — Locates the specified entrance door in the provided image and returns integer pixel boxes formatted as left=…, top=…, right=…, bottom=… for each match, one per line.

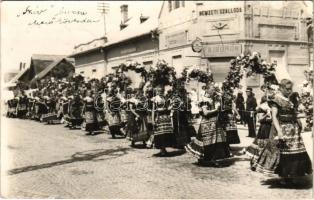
left=172, top=55, right=183, bottom=76
left=269, top=50, right=291, bottom=81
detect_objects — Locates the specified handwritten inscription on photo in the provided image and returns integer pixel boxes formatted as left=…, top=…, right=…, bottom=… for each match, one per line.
left=16, top=5, right=100, bottom=26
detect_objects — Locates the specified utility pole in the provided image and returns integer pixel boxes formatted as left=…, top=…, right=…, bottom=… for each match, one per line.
left=97, top=1, right=110, bottom=37
left=97, top=2, right=109, bottom=77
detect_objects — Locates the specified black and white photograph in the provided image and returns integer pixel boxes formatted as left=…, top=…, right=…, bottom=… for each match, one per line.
left=1, top=1, right=313, bottom=199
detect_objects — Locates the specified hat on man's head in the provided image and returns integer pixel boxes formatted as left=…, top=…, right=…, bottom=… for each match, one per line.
left=246, top=87, right=253, bottom=92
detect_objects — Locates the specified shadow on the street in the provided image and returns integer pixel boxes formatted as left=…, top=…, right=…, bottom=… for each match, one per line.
left=7, top=147, right=132, bottom=176
left=192, top=156, right=250, bottom=168
left=91, top=130, right=106, bottom=135
left=261, top=175, right=313, bottom=189
left=166, top=149, right=186, bottom=157
left=130, top=143, right=148, bottom=149
left=152, top=149, right=186, bottom=158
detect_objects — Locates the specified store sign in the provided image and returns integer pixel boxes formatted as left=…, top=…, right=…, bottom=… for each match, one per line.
left=199, top=7, right=242, bottom=16
left=165, top=31, right=187, bottom=48
left=203, top=44, right=241, bottom=57
left=120, top=47, right=137, bottom=55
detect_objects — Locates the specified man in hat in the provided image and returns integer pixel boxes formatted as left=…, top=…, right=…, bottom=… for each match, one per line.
left=245, top=87, right=257, bottom=137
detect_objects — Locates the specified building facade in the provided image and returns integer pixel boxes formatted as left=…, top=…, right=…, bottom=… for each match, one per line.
left=158, top=1, right=313, bottom=94
left=72, top=1, right=312, bottom=94
left=70, top=4, right=159, bottom=87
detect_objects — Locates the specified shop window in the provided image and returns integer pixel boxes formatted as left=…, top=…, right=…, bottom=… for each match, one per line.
left=172, top=55, right=184, bottom=74
left=92, top=69, right=97, bottom=73
left=80, top=71, right=84, bottom=74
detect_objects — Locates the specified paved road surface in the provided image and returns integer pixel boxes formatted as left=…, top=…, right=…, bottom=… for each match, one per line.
left=1, top=117, right=313, bottom=199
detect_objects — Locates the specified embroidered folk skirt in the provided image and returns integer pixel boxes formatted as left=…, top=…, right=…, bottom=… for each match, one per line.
left=252, top=122, right=312, bottom=177
left=153, top=112, right=175, bottom=149
left=17, top=103, right=28, bottom=118
left=246, top=122, right=272, bottom=161
left=96, top=111, right=106, bottom=127
left=107, top=111, right=122, bottom=136
left=69, top=106, right=84, bottom=127
left=127, top=112, right=149, bottom=143
left=41, top=113, right=58, bottom=123
left=225, top=116, right=240, bottom=144
left=186, top=116, right=231, bottom=161
left=172, top=111, right=193, bottom=146
left=84, top=110, right=99, bottom=132
left=275, top=122, right=312, bottom=177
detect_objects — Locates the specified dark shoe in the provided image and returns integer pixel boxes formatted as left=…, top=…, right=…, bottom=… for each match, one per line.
left=86, top=132, right=92, bottom=136
left=131, top=141, right=135, bottom=147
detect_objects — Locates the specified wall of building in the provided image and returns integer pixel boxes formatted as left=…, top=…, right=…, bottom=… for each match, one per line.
left=105, top=35, right=158, bottom=87
left=75, top=61, right=106, bottom=80
left=106, top=35, right=157, bottom=67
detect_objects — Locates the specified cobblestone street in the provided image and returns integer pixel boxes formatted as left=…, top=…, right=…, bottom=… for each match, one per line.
left=1, top=117, right=313, bottom=199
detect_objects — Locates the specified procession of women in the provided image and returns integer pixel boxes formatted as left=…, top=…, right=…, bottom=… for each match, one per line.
left=5, top=52, right=313, bottom=187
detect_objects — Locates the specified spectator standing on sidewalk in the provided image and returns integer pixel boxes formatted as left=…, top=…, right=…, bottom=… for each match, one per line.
left=235, top=91, right=245, bottom=125
left=246, top=87, right=257, bottom=137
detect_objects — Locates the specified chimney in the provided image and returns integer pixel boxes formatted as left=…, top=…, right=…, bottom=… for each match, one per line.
left=19, top=62, right=22, bottom=71
left=120, top=4, right=128, bottom=24
left=120, top=23, right=127, bottom=30
left=23, top=62, right=26, bottom=69
left=140, top=14, right=149, bottom=23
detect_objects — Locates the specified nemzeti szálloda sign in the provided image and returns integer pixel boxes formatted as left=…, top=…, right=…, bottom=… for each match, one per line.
left=199, top=7, right=242, bottom=16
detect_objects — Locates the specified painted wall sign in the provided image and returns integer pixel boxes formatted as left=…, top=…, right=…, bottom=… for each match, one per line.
left=203, top=44, right=241, bottom=57
left=165, top=31, right=187, bottom=48
left=199, top=7, right=242, bottom=16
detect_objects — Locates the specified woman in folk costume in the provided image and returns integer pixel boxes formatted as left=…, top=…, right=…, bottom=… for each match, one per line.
left=94, top=89, right=107, bottom=130
left=82, top=90, right=99, bottom=135
left=235, top=91, right=246, bottom=125
left=45, top=90, right=59, bottom=124
left=142, top=77, right=155, bottom=148
left=246, top=95, right=272, bottom=164
left=37, top=95, right=48, bottom=122
left=107, top=88, right=122, bottom=138
left=170, top=86, right=194, bottom=149
left=7, top=97, right=18, bottom=118
left=252, top=79, right=312, bottom=185
left=61, top=96, right=71, bottom=125
left=68, top=93, right=84, bottom=129
left=55, top=92, right=64, bottom=121
left=117, top=89, right=128, bottom=137
left=126, top=88, right=149, bottom=146
left=220, top=90, right=241, bottom=146
left=16, top=90, right=29, bottom=119
left=26, top=93, right=36, bottom=119
left=152, top=86, right=176, bottom=156
left=185, top=85, right=231, bottom=166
